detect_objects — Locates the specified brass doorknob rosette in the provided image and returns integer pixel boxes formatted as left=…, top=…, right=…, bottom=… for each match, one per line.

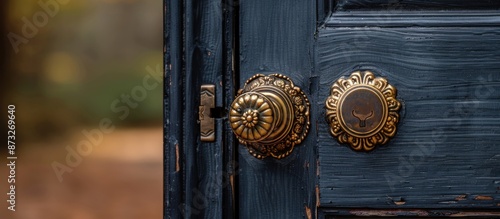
left=325, top=71, right=401, bottom=151
left=230, top=74, right=310, bottom=159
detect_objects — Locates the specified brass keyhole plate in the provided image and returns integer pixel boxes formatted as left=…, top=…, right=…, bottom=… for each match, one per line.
left=325, top=71, right=401, bottom=151
left=341, top=86, right=386, bottom=137
left=230, top=74, right=310, bottom=159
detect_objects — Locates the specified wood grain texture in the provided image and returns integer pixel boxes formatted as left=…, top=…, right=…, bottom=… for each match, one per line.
left=168, top=0, right=500, bottom=217
left=321, top=208, right=500, bottom=218
left=317, top=14, right=500, bottom=209
left=165, top=0, right=232, bottom=218
left=327, top=11, right=500, bottom=27
left=165, top=0, right=183, bottom=218
left=238, top=0, right=317, bottom=218
left=320, top=208, right=500, bottom=218
left=186, top=0, right=224, bottom=218
left=222, top=0, right=237, bottom=218
left=335, top=0, right=500, bottom=11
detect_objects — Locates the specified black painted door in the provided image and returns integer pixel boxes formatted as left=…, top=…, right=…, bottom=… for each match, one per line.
left=165, top=0, right=500, bottom=218
left=236, top=1, right=500, bottom=218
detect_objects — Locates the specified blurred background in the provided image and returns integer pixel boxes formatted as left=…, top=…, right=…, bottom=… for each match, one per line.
left=0, top=0, right=163, bottom=218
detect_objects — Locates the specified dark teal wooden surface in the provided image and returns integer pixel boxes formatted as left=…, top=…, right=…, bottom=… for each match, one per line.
left=237, top=0, right=318, bottom=218
left=165, top=0, right=183, bottom=218
left=317, top=13, right=500, bottom=209
left=166, top=0, right=500, bottom=218
left=335, top=0, right=500, bottom=10
left=165, top=0, right=235, bottom=218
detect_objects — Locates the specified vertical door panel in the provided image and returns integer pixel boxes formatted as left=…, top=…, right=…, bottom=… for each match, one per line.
left=317, top=14, right=500, bottom=209
left=238, top=0, right=317, bottom=218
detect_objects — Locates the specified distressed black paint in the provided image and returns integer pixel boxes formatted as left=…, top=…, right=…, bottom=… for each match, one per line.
left=320, top=208, right=500, bottom=218
left=317, top=14, right=500, bottom=209
left=166, top=0, right=500, bottom=218
left=327, top=11, right=500, bottom=28
left=222, top=0, right=238, bottom=217
left=165, top=0, right=183, bottom=218
left=238, top=0, right=317, bottom=218
left=335, top=0, right=500, bottom=11
left=165, top=0, right=234, bottom=218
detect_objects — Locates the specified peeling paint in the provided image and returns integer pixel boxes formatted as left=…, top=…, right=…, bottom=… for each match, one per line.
left=394, top=200, right=406, bottom=205
left=230, top=174, right=234, bottom=190
left=175, top=144, right=180, bottom=172
left=455, top=194, right=468, bottom=201
left=316, top=185, right=320, bottom=207
left=450, top=212, right=500, bottom=217
left=349, top=209, right=429, bottom=217
left=474, top=195, right=493, bottom=200
left=338, top=209, right=500, bottom=217
left=305, top=206, right=312, bottom=219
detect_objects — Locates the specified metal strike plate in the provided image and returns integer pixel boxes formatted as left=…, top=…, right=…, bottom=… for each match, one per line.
left=229, top=74, right=310, bottom=159
left=200, top=85, right=215, bottom=142
left=325, top=71, right=401, bottom=151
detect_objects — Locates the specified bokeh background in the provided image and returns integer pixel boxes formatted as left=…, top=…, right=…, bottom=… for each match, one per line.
left=0, top=0, right=163, bottom=218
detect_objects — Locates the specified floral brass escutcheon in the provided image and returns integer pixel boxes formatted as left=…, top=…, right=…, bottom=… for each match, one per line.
left=230, top=74, right=310, bottom=159
left=325, top=71, right=401, bottom=151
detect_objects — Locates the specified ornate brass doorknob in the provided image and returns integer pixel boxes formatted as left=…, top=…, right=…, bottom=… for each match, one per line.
left=325, top=71, right=401, bottom=151
left=230, top=74, right=310, bottom=159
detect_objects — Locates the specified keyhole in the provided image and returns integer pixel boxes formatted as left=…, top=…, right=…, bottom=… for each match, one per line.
left=352, top=110, right=374, bottom=127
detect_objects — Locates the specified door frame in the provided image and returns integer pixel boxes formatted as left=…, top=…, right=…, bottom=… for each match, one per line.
left=165, top=0, right=237, bottom=218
